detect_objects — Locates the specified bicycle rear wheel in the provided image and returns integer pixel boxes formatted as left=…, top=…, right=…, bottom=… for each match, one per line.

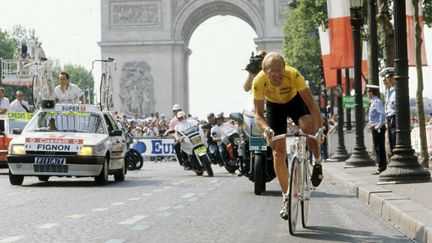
left=288, top=157, right=301, bottom=235
left=301, top=159, right=312, bottom=228
left=100, top=74, right=107, bottom=110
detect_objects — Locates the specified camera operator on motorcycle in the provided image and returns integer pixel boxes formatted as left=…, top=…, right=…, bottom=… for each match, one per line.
left=210, top=113, right=229, bottom=166
left=168, top=104, right=189, bottom=169
left=252, top=52, right=323, bottom=220
left=173, top=111, right=198, bottom=170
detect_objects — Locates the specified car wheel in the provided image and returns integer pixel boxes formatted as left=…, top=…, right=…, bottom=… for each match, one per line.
left=114, top=159, right=126, bottom=182
left=9, top=170, right=24, bottom=186
left=95, top=158, right=109, bottom=185
left=38, top=176, right=50, bottom=182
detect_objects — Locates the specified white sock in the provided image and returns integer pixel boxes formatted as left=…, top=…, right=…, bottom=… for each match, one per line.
left=282, top=192, right=289, bottom=201
left=314, top=157, right=322, bottom=165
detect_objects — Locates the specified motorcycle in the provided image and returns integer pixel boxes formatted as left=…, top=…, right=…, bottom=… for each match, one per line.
left=219, top=122, right=241, bottom=174
left=171, top=124, right=214, bottom=177
left=230, top=112, right=276, bottom=195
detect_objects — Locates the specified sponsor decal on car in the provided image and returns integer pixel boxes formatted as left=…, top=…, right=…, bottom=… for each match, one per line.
left=24, top=138, right=84, bottom=152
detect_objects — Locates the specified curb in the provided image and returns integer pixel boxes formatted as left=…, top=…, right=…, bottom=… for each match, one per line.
left=323, top=164, right=432, bottom=243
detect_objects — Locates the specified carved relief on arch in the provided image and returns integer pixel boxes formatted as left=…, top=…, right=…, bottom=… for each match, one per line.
left=119, top=61, right=156, bottom=115
left=110, top=0, right=162, bottom=29
left=275, top=0, right=289, bottom=25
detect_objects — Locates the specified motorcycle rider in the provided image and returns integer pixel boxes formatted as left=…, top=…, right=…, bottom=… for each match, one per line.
left=173, top=111, right=197, bottom=170
left=210, top=113, right=229, bottom=166
left=168, top=104, right=189, bottom=169
left=205, top=113, right=223, bottom=166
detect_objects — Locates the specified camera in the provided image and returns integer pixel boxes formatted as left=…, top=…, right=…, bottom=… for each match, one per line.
left=245, top=51, right=264, bottom=75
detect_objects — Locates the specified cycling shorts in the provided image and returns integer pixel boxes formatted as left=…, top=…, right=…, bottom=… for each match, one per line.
left=266, top=93, right=310, bottom=135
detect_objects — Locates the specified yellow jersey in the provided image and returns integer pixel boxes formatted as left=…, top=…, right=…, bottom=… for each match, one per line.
left=252, top=66, right=307, bottom=104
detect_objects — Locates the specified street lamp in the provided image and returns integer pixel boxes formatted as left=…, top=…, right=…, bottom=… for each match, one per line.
left=379, top=0, right=430, bottom=183
left=328, top=69, right=349, bottom=162
left=345, top=0, right=375, bottom=167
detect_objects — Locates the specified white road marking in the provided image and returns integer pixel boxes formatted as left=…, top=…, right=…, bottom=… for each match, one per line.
left=207, top=187, right=216, bottom=191
left=210, top=179, right=219, bottom=183
left=66, top=214, right=85, bottom=219
left=163, top=186, right=172, bottom=189
left=128, top=197, right=140, bottom=201
left=188, top=197, right=199, bottom=202
left=92, top=208, right=109, bottom=212
left=173, top=204, right=185, bottom=209
left=38, top=223, right=57, bottom=229
left=159, top=211, right=174, bottom=217
left=0, top=236, right=22, bottom=242
left=118, top=215, right=147, bottom=225
left=105, top=240, right=125, bottom=243
left=132, top=221, right=153, bottom=231
left=112, top=202, right=125, bottom=206
left=153, top=189, right=163, bottom=192
left=142, top=193, right=152, bottom=196
left=158, top=206, right=170, bottom=211
left=181, top=193, right=195, bottom=198
left=198, top=192, right=208, bottom=196
left=172, top=182, right=180, bottom=185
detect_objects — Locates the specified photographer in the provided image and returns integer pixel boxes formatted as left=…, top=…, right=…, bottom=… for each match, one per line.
left=243, top=50, right=267, bottom=92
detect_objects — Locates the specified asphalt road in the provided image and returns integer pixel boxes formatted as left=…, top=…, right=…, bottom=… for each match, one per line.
left=0, top=162, right=412, bottom=243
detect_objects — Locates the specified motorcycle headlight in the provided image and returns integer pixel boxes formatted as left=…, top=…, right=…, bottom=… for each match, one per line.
left=251, top=124, right=262, bottom=136
left=11, top=144, right=26, bottom=155
left=233, top=137, right=241, bottom=145
left=78, top=146, right=94, bottom=156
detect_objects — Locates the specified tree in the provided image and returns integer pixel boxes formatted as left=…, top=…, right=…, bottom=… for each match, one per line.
left=283, top=0, right=327, bottom=95
left=0, top=29, right=16, bottom=60
left=52, top=64, right=95, bottom=104
left=423, top=0, right=432, bottom=26
left=376, top=0, right=395, bottom=68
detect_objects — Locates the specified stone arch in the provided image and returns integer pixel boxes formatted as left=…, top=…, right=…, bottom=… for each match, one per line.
left=100, top=0, right=287, bottom=116
left=172, top=1, right=265, bottom=45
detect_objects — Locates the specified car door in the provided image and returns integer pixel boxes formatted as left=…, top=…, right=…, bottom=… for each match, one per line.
left=103, top=113, right=126, bottom=167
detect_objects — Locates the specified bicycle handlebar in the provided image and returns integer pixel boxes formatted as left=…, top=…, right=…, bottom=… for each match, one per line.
left=272, top=127, right=325, bottom=143
left=92, top=57, right=116, bottom=69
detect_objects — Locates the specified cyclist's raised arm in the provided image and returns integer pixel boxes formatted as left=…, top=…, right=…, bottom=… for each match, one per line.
left=298, top=88, right=322, bottom=131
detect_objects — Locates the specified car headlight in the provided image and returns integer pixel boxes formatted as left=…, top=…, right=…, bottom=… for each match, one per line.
left=78, top=146, right=94, bottom=156
left=11, top=145, right=26, bottom=155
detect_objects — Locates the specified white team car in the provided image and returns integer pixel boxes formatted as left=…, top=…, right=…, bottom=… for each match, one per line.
left=7, top=102, right=127, bottom=185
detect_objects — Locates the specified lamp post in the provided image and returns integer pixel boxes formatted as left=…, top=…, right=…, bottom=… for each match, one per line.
left=379, top=0, right=430, bottom=183
left=345, top=0, right=375, bottom=167
left=328, top=69, right=349, bottom=162
left=368, top=0, right=379, bottom=87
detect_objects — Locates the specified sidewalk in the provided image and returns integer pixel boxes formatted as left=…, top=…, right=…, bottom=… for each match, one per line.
left=323, top=162, right=432, bottom=243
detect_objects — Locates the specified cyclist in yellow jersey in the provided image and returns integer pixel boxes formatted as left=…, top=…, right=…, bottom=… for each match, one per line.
left=252, top=52, right=323, bottom=220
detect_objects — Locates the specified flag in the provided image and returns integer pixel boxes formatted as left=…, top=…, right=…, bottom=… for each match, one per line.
left=319, top=27, right=337, bottom=88
left=327, top=0, right=354, bottom=69
left=406, top=0, right=428, bottom=66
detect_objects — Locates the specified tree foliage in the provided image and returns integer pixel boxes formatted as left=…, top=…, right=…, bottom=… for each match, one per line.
left=423, top=0, right=432, bottom=26
left=283, top=0, right=328, bottom=94
left=0, top=25, right=95, bottom=104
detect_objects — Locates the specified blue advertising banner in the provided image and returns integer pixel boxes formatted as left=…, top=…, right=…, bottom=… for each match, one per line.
left=131, top=137, right=175, bottom=156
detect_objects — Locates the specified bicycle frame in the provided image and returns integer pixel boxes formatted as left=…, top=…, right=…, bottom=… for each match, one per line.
left=92, top=58, right=116, bottom=111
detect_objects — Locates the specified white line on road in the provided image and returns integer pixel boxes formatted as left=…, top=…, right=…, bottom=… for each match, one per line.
left=159, top=211, right=174, bottom=217
left=163, top=186, right=172, bottom=189
left=105, top=239, right=125, bottom=243
left=173, top=204, right=185, bottom=209
left=128, top=197, right=140, bottom=201
left=112, top=202, right=125, bottom=206
left=188, top=197, right=199, bottom=202
left=142, top=193, right=152, bottom=196
left=0, top=236, right=22, bottom=243
left=66, top=214, right=85, bottom=219
left=158, top=206, right=171, bottom=211
left=118, top=215, right=148, bottom=225
left=132, top=221, right=153, bottom=231
left=153, top=189, right=163, bottom=192
left=210, top=179, right=219, bottom=183
left=92, top=208, right=109, bottom=212
left=181, top=193, right=195, bottom=198
left=38, top=223, right=57, bottom=229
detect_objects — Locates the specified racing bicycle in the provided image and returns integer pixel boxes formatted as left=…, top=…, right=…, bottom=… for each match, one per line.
left=92, top=58, right=116, bottom=111
left=272, top=128, right=323, bottom=235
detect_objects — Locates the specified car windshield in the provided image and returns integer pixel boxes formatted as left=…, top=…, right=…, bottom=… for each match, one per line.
left=24, top=111, right=106, bottom=134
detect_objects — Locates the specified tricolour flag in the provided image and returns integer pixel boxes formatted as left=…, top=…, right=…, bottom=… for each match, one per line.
left=319, top=27, right=337, bottom=88
left=327, top=0, right=354, bottom=69
left=406, top=0, right=427, bottom=66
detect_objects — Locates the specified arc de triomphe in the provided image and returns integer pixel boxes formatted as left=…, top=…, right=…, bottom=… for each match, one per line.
left=99, top=0, right=287, bottom=116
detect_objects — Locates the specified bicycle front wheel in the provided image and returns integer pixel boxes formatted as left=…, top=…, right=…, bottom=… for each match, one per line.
left=288, top=157, right=301, bottom=235
left=301, top=158, right=312, bottom=228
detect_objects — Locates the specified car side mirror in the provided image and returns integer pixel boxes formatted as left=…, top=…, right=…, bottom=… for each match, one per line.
left=110, top=129, right=123, bottom=136
left=12, top=128, right=22, bottom=135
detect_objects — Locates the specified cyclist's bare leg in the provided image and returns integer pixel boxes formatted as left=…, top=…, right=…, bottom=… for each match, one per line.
left=298, top=115, right=320, bottom=159
left=270, top=139, right=288, bottom=194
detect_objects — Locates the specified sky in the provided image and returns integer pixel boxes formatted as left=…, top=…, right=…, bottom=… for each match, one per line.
left=0, top=0, right=431, bottom=119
